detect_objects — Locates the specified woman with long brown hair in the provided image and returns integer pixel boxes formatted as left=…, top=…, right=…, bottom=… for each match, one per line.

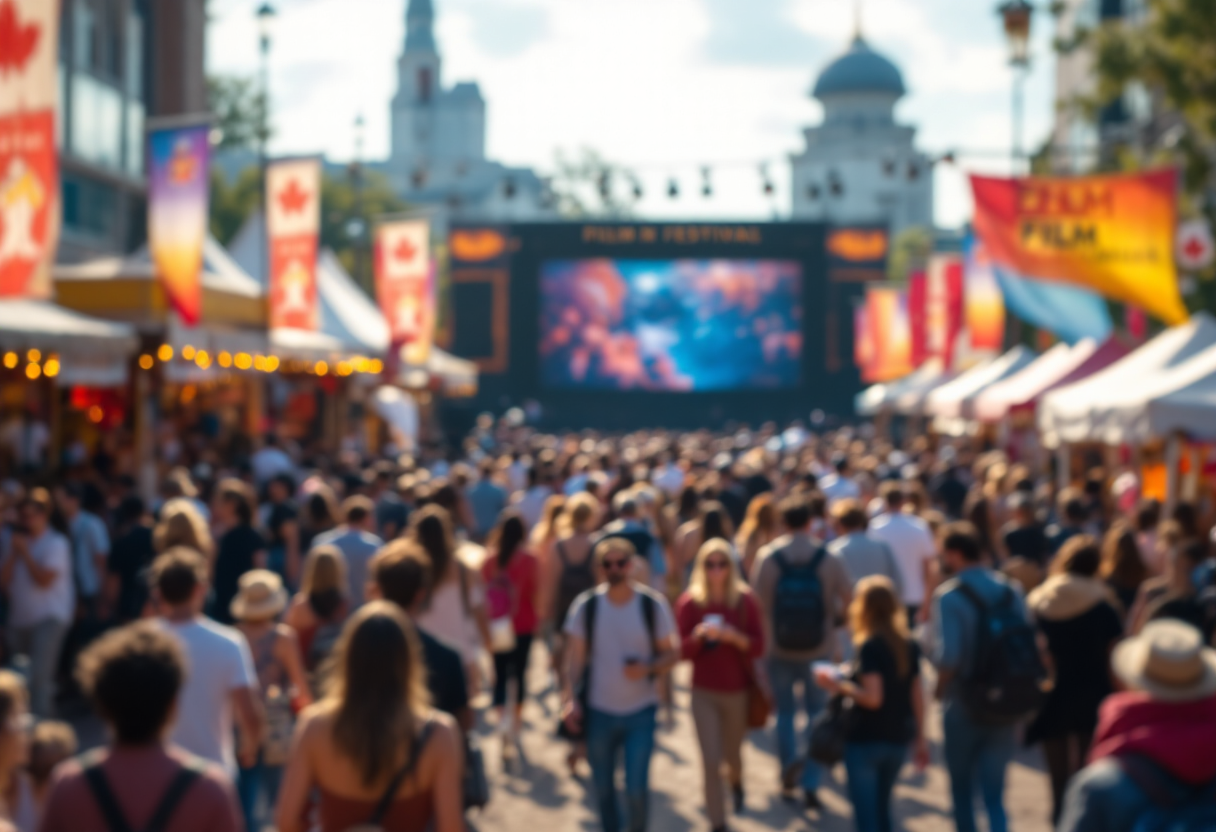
left=1099, top=523, right=1149, bottom=614
left=814, top=576, right=928, bottom=832
left=530, top=494, right=568, bottom=627
left=673, top=500, right=736, bottom=581
left=276, top=602, right=463, bottom=832
left=735, top=494, right=777, bottom=578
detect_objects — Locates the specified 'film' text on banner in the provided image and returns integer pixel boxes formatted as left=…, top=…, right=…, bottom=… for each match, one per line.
left=375, top=218, right=434, bottom=366
left=970, top=170, right=1187, bottom=325
left=0, top=0, right=59, bottom=299
left=147, top=120, right=210, bottom=326
left=266, top=157, right=321, bottom=330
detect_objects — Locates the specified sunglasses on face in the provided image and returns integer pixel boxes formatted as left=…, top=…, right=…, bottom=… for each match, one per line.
left=602, top=558, right=631, bottom=571
left=704, top=560, right=731, bottom=571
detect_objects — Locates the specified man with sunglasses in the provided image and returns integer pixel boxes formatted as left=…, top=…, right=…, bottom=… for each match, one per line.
left=562, top=538, right=678, bottom=832
left=0, top=489, right=74, bottom=717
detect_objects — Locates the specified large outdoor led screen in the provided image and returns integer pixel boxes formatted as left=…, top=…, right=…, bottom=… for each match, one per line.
left=539, top=259, right=802, bottom=391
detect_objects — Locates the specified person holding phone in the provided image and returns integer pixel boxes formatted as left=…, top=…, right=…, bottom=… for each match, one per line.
left=815, top=575, right=928, bottom=832
left=676, top=539, right=765, bottom=832
left=561, top=538, right=678, bottom=832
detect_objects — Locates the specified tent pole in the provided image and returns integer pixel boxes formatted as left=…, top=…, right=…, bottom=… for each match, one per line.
left=1164, top=433, right=1182, bottom=517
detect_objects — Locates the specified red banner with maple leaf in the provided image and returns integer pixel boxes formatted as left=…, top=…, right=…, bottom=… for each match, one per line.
left=374, top=218, right=433, bottom=365
left=266, top=158, right=321, bottom=330
left=0, top=0, right=59, bottom=299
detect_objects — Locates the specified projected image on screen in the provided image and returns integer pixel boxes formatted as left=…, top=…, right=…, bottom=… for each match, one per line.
left=540, top=259, right=802, bottom=391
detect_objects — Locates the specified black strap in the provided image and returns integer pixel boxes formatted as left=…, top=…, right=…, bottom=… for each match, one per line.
left=82, top=756, right=203, bottom=832
left=555, top=539, right=569, bottom=567
left=640, top=591, right=657, bottom=659
left=369, top=720, right=436, bottom=826
left=773, top=545, right=825, bottom=574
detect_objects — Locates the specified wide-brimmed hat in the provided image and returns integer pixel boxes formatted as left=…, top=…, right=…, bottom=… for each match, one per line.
left=1112, top=619, right=1216, bottom=703
left=230, top=569, right=288, bottom=621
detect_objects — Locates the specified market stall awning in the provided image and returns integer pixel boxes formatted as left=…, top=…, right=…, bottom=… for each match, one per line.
left=974, top=340, right=1092, bottom=423
left=0, top=300, right=138, bottom=386
left=53, top=237, right=265, bottom=329
left=371, top=385, right=420, bottom=451
left=856, top=359, right=951, bottom=417
left=399, top=346, right=479, bottom=398
left=925, top=346, right=1036, bottom=431
left=1040, top=313, right=1216, bottom=446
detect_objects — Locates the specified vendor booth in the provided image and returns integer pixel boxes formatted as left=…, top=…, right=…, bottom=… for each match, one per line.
left=925, top=346, right=1036, bottom=435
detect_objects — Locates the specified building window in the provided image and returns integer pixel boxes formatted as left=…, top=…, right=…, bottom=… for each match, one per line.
left=71, top=72, right=124, bottom=171
left=418, top=67, right=432, bottom=103
left=62, top=172, right=119, bottom=239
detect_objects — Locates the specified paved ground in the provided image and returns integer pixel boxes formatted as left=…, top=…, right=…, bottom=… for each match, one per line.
left=470, top=652, right=1054, bottom=832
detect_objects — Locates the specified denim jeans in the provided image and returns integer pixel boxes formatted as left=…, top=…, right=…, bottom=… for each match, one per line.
left=238, top=751, right=283, bottom=832
left=8, top=618, right=69, bottom=717
left=585, top=706, right=657, bottom=832
left=844, top=741, right=907, bottom=832
left=942, top=702, right=1015, bottom=832
left=767, top=656, right=827, bottom=792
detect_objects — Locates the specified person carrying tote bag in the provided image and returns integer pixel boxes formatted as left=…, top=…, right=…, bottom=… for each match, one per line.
left=675, top=539, right=766, bottom=832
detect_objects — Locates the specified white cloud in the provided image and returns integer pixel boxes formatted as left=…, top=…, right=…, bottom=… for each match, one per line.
left=206, top=0, right=1059, bottom=228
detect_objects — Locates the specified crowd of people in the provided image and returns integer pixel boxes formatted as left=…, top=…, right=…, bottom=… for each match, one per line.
left=0, top=416, right=1215, bottom=832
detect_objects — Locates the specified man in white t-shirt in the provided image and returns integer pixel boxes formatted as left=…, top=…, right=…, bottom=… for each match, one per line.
left=868, top=483, right=938, bottom=623
left=817, top=454, right=861, bottom=507
left=151, top=547, right=263, bottom=777
left=0, top=489, right=74, bottom=716
left=250, top=434, right=295, bottom=487
left=562, top=537, right=678, bottom=832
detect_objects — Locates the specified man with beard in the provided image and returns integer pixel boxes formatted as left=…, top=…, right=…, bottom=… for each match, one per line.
left=562, top=538, right=678, bottom=832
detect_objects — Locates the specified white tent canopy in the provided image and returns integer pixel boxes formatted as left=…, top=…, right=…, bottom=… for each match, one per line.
left=926, top=346, right=1037, bottom=423
left=0, top=300, right=138, bottom=386
left=1039, top=313, right=1216, bottom=446
left=371, top=385, right=419, bottom=451
left=974, top=340, right=1093, bottom=423
left=856, top=359, right=951, bottom=417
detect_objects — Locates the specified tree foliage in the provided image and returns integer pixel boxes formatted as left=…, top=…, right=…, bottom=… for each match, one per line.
left=886, top=226, right=934, bottom=283
left=549, top=148, right=640, bottom=218
left=206, top=75, right=270, bottom=152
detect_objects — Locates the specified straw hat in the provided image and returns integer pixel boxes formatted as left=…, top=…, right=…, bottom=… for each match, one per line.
left=1112, top=619, right=1216, bottom=703
left=230, top=569, right=288, bottom=621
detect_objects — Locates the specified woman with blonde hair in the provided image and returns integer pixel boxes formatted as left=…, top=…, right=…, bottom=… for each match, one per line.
left=276, top=602, right=463, bottom=832
left=735, top=493, right=777, bottom=578
left=675, top=538, right=765, bottom=830
left=284, top=545, right=349, bottom=691
left=530, top=494, right=568, bottom=625
left=814, top=576, right=928, bottom=832
left=153, top=498, right=215, bottom=561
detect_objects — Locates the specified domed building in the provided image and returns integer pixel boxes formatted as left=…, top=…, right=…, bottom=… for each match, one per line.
left=790, top=31, right=934, bottom=232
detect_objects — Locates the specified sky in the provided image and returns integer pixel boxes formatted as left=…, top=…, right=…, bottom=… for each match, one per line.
left=206, top=0, right=1060, bottom=229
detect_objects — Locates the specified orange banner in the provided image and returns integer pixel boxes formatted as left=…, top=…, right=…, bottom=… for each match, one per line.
left=375, top=218, right=433, bottom=364
left=0, top=0, right=59, bottom=299
left=970, top=170, right=1186, bottom=325
left=864, top=286, right=912, bottom=383
left=266, top=158, right=321, bottom=330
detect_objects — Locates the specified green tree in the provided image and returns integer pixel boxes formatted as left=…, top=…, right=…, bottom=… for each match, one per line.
left=886, top=226, right=934, bottom=283
left=209, top=166, right=262, bottom=245
left=321, top=167, right=409, bottom=293
left=206, top=75, right=270, bottom=152
left=550, top=147, right=640, bottom=218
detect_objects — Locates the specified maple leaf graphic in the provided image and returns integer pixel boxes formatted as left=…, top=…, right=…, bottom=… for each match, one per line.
left=393, top=237, right=418, bottom=263
left=278, top=179, right=310, bottom=215
left=0, top=0, right=40, bottom=75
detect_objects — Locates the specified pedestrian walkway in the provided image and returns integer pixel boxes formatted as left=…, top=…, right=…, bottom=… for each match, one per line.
left=473, top=650, right=1053, bottom=832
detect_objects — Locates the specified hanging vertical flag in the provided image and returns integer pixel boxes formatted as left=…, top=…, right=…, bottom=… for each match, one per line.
left=0, top=0, right=59, bottom=299
left=853, top=299, right=874, bottom=376
left=963, top=235, right=1006, bottom=355
left=865, top=286, right=912, bottom=382
left=147, top=119, right=210, bottom=326
left=266, top=157, right=321, bottom=330
left=926, top=254, right=964, bottom=369
left=375, top=217, right=434, bottom=365
left=908, top=269, right=927, bottom=368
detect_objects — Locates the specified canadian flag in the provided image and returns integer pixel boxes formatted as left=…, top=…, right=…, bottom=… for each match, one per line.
left=0, top=0, right=59, bottom=299
left=266, top=158, right=321, bottom=330
left=375, top=219, right=431, bottom=347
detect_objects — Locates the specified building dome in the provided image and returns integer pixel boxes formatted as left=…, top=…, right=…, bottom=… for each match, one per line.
left=812, top=36, right=905, bottom=99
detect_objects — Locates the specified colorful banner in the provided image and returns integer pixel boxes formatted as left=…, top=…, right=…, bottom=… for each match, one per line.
left=993, top=263, right=1113, bottom=346
left=926, top=254, right=964, bottom=369
left=970, top=170, right=1187, bottom=325
left=864, top=286, right=912, bottom=383
left=375, top=218, right=433, bottom=365
left=0, top=0, right=59, bottom=299
left=908, top=269, right=927, bottom=368
left=963, top=236, right=1005, bottom=354
left=853, top=301, right=874, bottom=373
left=147, top=121, right=210, bottom=326
left=266, top=157, right=321, bottom=330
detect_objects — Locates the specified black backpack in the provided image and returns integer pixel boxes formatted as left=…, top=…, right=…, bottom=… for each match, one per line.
left=81, top=753, right=202, bottom=832
left=957, top=582, right=1047, bottom=725
left=770, top=547, right=828, bottom=652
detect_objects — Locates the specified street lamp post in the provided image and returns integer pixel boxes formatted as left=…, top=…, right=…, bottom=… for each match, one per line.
left=350, top=114, right=368, bottom=291
left=256, top=2, right=277, bottom=283
left=999, top=0, right=1033, bottom=175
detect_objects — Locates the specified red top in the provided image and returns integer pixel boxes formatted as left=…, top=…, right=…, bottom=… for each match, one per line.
left=676, top=591, right=765, bottom=693
left=482, top=549, right=540, bottom=636
left=318, top=787, right=433, bottom=832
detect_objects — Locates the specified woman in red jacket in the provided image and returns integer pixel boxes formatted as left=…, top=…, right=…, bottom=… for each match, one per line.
left=676, top=538, right=765, bottom=832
